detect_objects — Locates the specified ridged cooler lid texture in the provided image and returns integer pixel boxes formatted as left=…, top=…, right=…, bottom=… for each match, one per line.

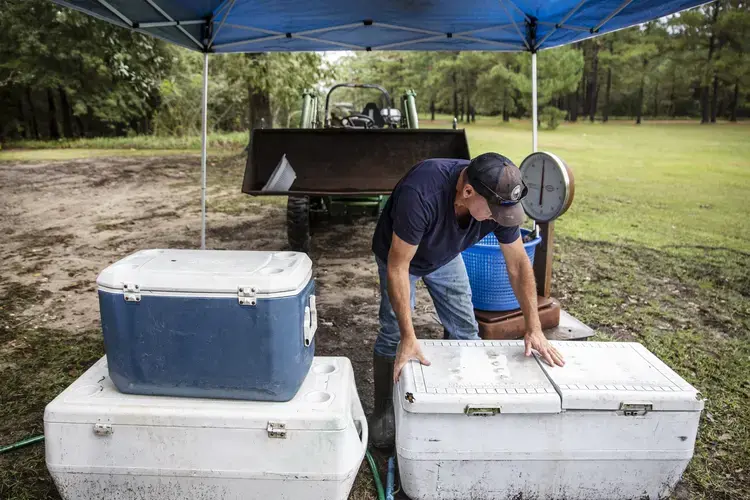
left=397, top=340, right=562, bottom=414
left=96, top=249, right=312, bottom=295
left=397, top=340, right=704, bottom=414
left=537, top=341, right=704, bottom=412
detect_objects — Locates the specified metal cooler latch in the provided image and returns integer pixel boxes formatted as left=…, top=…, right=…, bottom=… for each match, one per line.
left=123, top=283, right=141, bottom=303
left=465, top=405, right=501, bottom=417
left=238, top=286, right=257, bottom=306
left=619, top=403, right=653, bottom=416
left=303, top=295, right=318, bottom=347
left=93, top=423, right=113, bottom=436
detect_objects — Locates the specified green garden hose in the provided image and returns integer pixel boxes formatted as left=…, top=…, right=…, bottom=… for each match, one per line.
left=366, top=449, right=386, bottom=500
left=0, top=435, right=45, bottom=454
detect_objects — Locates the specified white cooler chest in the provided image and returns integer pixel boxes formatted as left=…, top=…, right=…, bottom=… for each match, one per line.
left=394, top=340, right=704, bottom=500
left=44, top=356, right=366, bottom=500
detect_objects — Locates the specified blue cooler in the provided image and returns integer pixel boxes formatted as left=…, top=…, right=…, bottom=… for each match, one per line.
left=96, top=249, right=317, bottom=402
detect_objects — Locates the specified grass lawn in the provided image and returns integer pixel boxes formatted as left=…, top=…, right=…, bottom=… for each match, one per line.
left=1, top=131, right=248, bottom=152
left=1, top=119, right=749, bottom=499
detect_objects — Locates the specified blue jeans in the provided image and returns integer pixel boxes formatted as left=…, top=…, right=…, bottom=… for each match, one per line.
left=374, top=255, right=480, bottom=359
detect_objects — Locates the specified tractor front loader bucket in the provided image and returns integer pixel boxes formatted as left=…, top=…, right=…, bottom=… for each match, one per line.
left=242, top=128, right=471, bottom=196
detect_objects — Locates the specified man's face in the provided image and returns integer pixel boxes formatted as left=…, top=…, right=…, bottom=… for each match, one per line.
left=463, top=184, right=494, bottom=222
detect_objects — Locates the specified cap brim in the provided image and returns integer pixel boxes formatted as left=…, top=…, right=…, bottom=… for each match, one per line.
left=490, top=202, right=525, bottom=226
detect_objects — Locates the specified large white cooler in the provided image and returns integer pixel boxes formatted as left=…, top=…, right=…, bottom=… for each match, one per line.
left=44, top=355, right=367, bottom=500
left=395, top=340, right=704, bottom=500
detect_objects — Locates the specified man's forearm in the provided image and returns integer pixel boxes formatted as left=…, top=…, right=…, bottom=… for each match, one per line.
left=508, top=259, right=542, bottom=331
left=387, top=264, right=416, bottom=342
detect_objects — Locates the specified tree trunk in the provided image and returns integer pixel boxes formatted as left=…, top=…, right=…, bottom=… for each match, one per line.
left=588, top=42, right=600, bottom=122
left=502, top=87, right=509, bottom=122
left=25, top=87, right=40, bottom=139
left=701, top=2, right=719, bottom=124
left=700, top=85, right=710, bottom=124
left=452, top=72, right=458, bottom=119
left=47, top=88, right=60, bottom=139
left=653, top=81, right=659, bottom=117
left=710, top=75, right=719, bottom=123
left=603, top=67, right=612, bottom=123
left=248, top=87, right=272, bottom=130
left=581, top=70, right=590, bottom=117
left=245, top=54, right=272, bottom=148
left=459, top=95, right=464, bottom=122
left=636, top=62, right=646, bottom=125
left=570, top=88, right=579, bottom=122
left=669, top=69, right=676, bottom=117
left=430, top=99, right=435, bottom=121
left=17, top=97, right=29, bottom=139
left=76, top=116, right=86, bottom=137
left=58, top=87, right=74, bottom=138
left=730, top=80, right=739, bottom=122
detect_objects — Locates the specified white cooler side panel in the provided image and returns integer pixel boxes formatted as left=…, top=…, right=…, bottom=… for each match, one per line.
left=44, top=356, right=367, bottom=500
left=395, top=407, right=699, bottom=500
left=50, top=472, right=359, bottom=500
left=399, top=457, right=687, bottom=500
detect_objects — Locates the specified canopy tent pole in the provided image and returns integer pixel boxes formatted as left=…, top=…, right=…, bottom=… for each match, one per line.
left=200, top=52, right=208, bottom=250
left=530, top=49, right=553, bottom=298
left=531, top=51, right=538, bottom=153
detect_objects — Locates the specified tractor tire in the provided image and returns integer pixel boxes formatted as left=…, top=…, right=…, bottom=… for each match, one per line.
left=286, top=195, right=311, bottom=253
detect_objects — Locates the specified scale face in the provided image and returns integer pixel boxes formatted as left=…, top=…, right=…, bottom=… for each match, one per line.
left=519, top=152, right=575, bottom=223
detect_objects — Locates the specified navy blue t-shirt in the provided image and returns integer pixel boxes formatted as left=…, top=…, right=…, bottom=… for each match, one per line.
left=372, top=158, right=520, bottom=276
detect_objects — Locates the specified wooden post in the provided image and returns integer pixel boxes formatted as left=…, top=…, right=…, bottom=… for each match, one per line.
left=533, top=222, right=554, bottom=297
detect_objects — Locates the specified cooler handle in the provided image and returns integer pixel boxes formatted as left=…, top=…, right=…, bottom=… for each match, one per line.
left=350, top=373, right=369, bottom=453
left=303, top=294, right=318, bottom=347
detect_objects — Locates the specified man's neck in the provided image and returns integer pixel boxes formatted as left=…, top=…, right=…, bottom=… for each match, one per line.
left=454, top=168, right=471, bottom=224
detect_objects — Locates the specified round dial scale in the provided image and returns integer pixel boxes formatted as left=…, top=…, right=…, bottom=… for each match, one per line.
left=519, top=151, right=575, bottom=222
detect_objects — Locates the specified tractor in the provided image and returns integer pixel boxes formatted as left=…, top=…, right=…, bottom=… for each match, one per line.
left=286, top=83, right=419, bottom=252
left=242, top=85, right=470, bottom=252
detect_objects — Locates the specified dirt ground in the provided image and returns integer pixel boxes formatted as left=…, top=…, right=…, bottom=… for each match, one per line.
left=1, top=154, right=748, bottom=500
left=0, top=153, right=448, bottom=499
left=0, top=152, right=445, bottom=398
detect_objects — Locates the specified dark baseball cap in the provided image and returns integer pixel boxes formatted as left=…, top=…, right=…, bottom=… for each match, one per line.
left=466, top=152, right=528, bottom=226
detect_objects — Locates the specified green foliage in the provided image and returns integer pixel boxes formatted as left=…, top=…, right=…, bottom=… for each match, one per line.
left=0, top=0, right=172, bottom=138
left=2, top=0, right=750, bottom=142
left=540, top=106, right=567, bottom=129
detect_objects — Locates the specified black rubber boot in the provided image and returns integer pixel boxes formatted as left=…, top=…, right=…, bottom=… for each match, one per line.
left=368, top=353, right=396, bottom=449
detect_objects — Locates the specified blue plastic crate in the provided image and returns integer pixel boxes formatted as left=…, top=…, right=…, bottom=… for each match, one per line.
left=461, top=229, right=542, bottom=311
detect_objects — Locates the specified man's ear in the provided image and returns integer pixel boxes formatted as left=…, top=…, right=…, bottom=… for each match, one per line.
left=463, top=183, right=475, bottom=199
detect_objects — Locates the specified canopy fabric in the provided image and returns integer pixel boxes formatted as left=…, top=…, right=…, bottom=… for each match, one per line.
left=53, top=0, right=708, bottom=53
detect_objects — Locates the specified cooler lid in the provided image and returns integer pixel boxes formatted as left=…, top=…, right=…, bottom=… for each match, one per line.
left=96, top=249, right=312, bottom=296
left=397, top=340, right=561, bottom=414
left=536, top=341, right=704, bottom=412
left=45, top=356, right=356, bottom=432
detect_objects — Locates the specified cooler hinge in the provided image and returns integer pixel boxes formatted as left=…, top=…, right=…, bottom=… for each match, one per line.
left=238, top=286, right=257, bottom=306
left=267, top=422, right=287, bottom=438
left=123, top=283, right=141, bottom=302
left=619, top=403, right=653, bottom=416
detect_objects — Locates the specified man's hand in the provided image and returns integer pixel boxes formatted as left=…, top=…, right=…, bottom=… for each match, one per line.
left=393, top=336, right=431, bottom=383
left=525, top=328, right=565, bottom=367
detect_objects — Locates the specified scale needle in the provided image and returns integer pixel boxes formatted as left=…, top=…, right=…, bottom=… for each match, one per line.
left=539, top=160, right=545, bottom=206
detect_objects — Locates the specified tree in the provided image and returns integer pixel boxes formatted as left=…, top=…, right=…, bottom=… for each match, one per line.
left=0, top=0, right=172, bottom=139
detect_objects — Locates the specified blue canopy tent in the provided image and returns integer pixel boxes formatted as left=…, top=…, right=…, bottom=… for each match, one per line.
left=50, top=0, right=709, bottom=255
